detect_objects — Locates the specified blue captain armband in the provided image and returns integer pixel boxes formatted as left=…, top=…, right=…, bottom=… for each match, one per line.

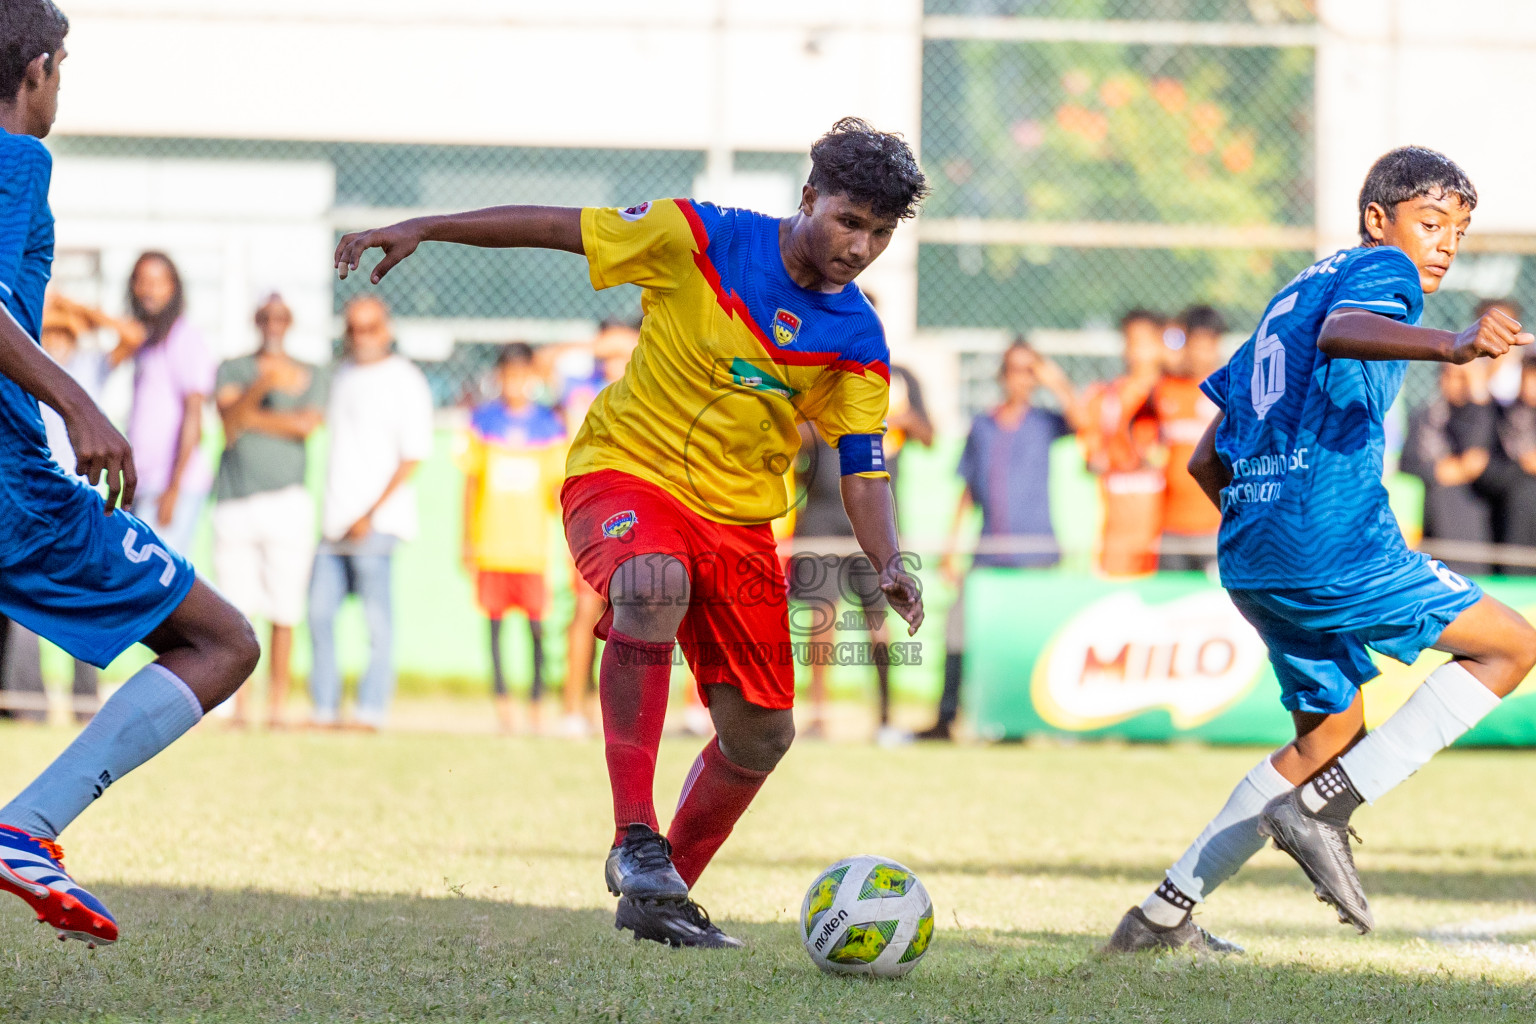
left=837, top=433, right=886, bottom=476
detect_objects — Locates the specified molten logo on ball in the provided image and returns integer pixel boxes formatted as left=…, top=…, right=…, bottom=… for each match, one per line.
left=801, top=855, right=933, bottom=977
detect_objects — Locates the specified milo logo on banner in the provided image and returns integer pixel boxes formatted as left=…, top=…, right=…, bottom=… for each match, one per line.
left=1030, top=591, right=1267, bottom=731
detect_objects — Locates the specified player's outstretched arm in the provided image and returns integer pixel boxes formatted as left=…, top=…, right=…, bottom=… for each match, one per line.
left=841, top=473, right=924, bottom=635
left=1319, top=305, right=1534, bottom=364
left=0, top=303, right=136, bottom=511
left=335, top=206, right=585, bottom=284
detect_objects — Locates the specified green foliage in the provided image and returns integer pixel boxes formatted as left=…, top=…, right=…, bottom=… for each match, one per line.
left=922, top=39, right=1315, bottom=326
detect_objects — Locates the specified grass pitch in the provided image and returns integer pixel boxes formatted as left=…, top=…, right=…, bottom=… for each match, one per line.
left=2, top=721, right=1536, bottom=1022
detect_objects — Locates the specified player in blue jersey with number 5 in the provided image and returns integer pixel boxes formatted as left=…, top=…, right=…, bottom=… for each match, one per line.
left=1106, top=146, right=1536, bottom=953
left=0, top=1, right=259, bottom=948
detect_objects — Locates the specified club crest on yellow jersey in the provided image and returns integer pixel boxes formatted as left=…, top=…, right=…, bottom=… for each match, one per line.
left=772, top=308, right=802, bottom=347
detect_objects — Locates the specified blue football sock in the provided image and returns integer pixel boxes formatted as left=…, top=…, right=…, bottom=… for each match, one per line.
left=0, top=663, right=203, bottom=840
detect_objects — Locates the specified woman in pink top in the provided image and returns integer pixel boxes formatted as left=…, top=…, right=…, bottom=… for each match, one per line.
left=111, top=252, right=215, bottom=555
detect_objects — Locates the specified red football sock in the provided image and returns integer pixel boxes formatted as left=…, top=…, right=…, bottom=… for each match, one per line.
left=667, top=736, right=771, bottom=887
left=600, top=629, right=675, bottom=846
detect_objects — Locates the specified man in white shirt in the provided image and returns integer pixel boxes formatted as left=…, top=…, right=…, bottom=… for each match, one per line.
left=308, top=295, right=434, bottom=729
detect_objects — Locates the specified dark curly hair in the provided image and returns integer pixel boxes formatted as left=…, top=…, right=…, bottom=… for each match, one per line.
left=1118, top=307, right=1163, bottom=332
left=0, top=0, right=67, bottom=104
left=807, top=117, right=930, bottom=221
left=1178, top=304, right=1228, bottom=335
left=496, top=342, right=534, bottom=368
left=1357, top=146, right=1477, bottom=244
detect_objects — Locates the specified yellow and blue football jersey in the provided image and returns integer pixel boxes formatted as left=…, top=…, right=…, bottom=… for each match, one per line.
left=570, top=198, right=890, bottom=525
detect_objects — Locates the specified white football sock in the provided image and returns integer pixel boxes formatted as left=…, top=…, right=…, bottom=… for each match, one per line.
left=1140, top=878, right=1195, bottom=928
left=1150, top=755, right=1291, bottom=920
left=0, top=663, right=203, bottom=839
left=1338, top=660, right=1501, bottom=804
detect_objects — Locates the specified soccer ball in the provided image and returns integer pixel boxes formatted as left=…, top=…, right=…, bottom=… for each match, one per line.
left=800, top=855, right=933, bottom=977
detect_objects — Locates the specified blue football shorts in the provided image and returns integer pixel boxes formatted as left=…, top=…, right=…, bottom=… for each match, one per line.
left=0, top=479, right=195, bottom=668
left=1227, top=552, right=1484, bottom=716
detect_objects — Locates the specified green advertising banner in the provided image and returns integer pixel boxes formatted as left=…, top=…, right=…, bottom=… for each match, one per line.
left=965, top=570, right=1536, bottom=747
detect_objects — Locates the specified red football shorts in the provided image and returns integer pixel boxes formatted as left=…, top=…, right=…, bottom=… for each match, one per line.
left=476, top=571, right=547, bottom=620
left=561, top=468, right=793, bottom=710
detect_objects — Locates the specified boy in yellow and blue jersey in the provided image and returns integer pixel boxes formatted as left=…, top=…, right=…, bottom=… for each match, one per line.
left=457, top=343, right=566, bottom=733
left=338, top=118, right=929, bottom=948
left=1108, top=147, right=1536, bottom=954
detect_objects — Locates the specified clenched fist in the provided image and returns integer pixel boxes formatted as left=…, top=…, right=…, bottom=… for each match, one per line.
left=1450, top=306, right=1534, bottom=364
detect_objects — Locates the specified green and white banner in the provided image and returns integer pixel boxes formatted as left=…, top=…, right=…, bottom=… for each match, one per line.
left=965, top=570, right=1536, bottom=747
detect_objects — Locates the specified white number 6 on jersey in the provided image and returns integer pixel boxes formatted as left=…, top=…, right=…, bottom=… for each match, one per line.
left=1251, top=292, right=1298, bottom=420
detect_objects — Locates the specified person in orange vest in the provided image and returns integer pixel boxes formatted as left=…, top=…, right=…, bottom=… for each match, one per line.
left=1152, top=306, right=1226, bottom=572
left=1081, top=309, right=1167, bottom=576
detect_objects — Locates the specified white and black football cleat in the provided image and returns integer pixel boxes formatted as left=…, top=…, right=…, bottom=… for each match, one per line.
left=604, top=823, right=689, bottom=901
left=1102, top=906, right=1244, bottom=955
left=1258, top=790, right=1373, bottom=934
left=615, top=895, right=743, bottom=949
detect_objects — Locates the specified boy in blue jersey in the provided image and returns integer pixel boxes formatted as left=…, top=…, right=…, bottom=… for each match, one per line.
left=1107, top=146, right=1536, bottom=953
left=0, top=2, right=259, bottom=948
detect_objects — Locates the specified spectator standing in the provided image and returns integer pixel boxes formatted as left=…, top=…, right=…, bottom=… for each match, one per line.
left=1402, top=361, right=1498, bottom=576
left=916, top=341, right=1079, bottom=741
left=308, top=296, right=433, bottom=730
left=1481, top=298, right=1526, bottom=407
left=789, top=428, right=895, bottom=742
left=1491, top=354, right=1536, bottom=568
left=1467, top=298, right=1536, bottom=568
left=458, top=343, right=567, bottom=734
left=789, top=365, right=931, bottom=743
left=1151, top=305, right=1225, bottom=572
left=1081, top=309, right=1166, bottom=576
left=0, top=293, right=142, bottom=723
left=883, top=365, right=934, bottom=497
left=212, top=294, right=326, bottom=728
left=862, top=291, right=935, bottom=496
left=555, top=319, right=637, bottom=737
left=116, top=252, right=215, bottom=555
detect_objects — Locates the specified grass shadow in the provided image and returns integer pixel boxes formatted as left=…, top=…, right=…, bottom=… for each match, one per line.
left=1, top=885, right=1534, bottom=1023
left=489, top=844, right=1536, bottom=904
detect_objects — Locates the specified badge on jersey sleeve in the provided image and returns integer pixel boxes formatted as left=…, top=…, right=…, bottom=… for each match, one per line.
left=772, top=309, right=802, bottom=347
left=602, top=510, right=638, bottom=539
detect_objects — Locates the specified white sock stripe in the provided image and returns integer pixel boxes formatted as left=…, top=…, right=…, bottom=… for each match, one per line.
left=675, top=752, right=708, bottom=812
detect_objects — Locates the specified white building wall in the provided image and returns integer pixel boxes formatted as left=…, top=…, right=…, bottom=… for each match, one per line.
left=1316, top=0, right=1536, bottom=255
left=50, top=0, right=926, bottom=361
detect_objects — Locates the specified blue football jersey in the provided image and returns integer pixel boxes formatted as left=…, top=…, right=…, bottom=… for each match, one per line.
left=1200, top=246, right=1425, bottom=589
left=0, top=127, right=52, bottom=342
left=0, top=127, right=94, bottom=562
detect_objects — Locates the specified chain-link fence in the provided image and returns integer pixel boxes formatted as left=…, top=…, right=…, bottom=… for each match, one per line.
left=917, top=4, right=1536, bottom=423
left=46, top=5, right=1536, bottom=424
